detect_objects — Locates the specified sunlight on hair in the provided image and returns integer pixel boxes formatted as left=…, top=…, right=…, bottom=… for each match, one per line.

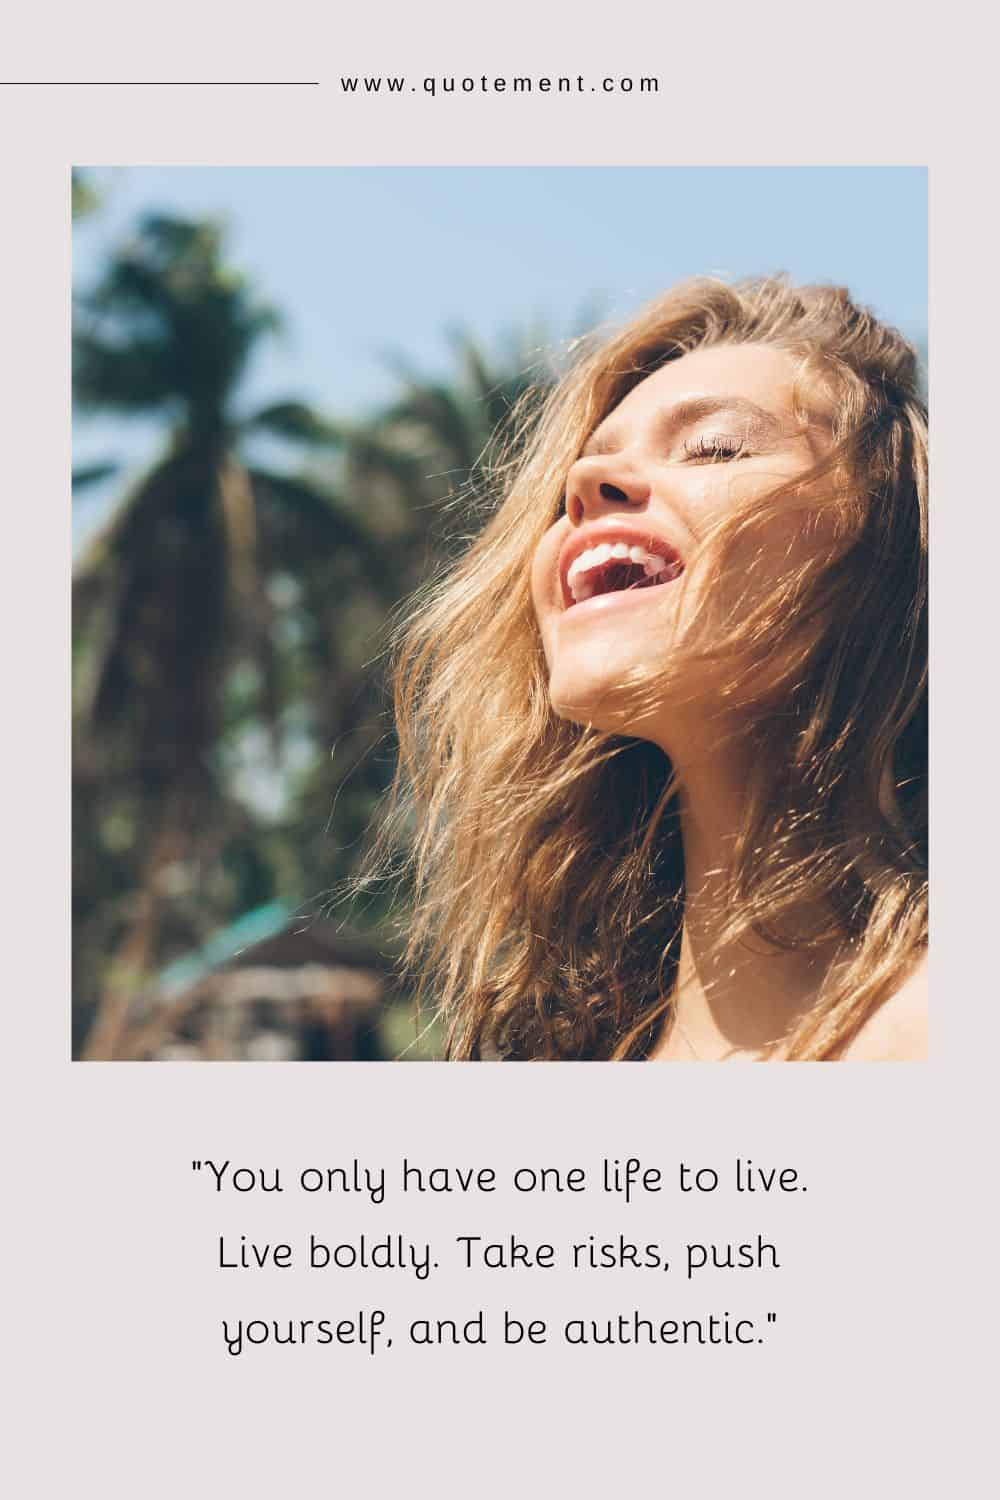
left=353, top=275, right=927, bottom=1061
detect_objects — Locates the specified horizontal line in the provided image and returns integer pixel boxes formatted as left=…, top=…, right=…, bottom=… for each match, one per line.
left=0, top=80, right=320, bottom=86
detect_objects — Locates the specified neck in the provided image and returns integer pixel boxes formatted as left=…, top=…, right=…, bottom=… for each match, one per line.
left=649, top=728, right=840, bottom=1061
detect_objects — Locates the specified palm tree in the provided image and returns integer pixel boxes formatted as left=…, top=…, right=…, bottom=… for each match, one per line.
left=74, top=215, right=573, bottom=1059
left=353, top=325, right=558, bottom=514
left=287, top=328, right=560, bottom=894
left=73, top=214, right=390, bottom=1056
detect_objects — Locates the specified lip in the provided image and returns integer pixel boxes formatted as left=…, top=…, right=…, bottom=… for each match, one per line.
left=557, top=521, right=684, bottom=613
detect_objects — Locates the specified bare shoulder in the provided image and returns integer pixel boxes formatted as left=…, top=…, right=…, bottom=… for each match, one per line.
left=839, top=954, right=928, bottom=1061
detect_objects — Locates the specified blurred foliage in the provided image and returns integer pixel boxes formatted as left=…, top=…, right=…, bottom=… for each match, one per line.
left=72, top=169, right=100, bottom=222
left=72, top=205, right=557, bottom=1058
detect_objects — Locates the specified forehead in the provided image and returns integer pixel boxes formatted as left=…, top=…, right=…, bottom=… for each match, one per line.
left=602, top=341, right=802, bottom=430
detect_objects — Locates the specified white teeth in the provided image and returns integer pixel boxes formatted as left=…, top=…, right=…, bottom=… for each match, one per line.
left=566, top=549, right=597, bottom=584
left=566, top=537, right=681, bottom=603
left=567, top=540, right=673, bottom=584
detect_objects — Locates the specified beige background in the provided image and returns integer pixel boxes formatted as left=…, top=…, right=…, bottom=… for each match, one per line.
left=3, top=2, right=993, bottom=1495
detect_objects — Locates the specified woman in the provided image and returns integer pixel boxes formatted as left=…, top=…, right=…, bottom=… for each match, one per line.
left=377, top=275, right=927, bottom=1061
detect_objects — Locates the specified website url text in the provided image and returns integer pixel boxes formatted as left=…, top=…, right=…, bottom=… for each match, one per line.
left=340, top=74, right=660, bottom=97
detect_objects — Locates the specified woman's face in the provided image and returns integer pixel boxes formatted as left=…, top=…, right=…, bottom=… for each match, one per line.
left=530, top=341, right=831, bottom=745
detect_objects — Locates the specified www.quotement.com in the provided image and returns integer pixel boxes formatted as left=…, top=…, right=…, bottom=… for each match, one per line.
left=340, top=73, right=661, bottom=96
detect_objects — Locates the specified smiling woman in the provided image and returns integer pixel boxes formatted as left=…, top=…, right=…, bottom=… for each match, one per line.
left=371, top=276, right=927, bottom=1061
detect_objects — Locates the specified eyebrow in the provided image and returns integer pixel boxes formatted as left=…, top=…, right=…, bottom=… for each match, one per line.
left=581, top=394, right=786, bottom=458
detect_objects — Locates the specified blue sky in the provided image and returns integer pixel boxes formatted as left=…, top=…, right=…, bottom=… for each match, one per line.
left=73, top=166, right=927, bottom=549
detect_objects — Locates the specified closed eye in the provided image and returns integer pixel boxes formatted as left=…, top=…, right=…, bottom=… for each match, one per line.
left=683, top=433, right=749, bottom=462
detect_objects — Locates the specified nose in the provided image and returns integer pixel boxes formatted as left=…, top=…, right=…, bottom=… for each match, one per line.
left=564, top=454, right=652, bottom=525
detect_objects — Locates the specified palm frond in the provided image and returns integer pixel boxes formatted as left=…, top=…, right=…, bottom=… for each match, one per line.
left=72, top=461, right=119, bottom=492
left=242, top=401, right=342, bottom=446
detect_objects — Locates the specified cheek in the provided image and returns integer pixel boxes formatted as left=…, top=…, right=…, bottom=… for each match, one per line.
left=691, top=466, right=835, bottom=611
left=730, top=504, right=836, bottom=577
left=704, top=513, right=836, bottom=652
left=530, top=524, right=565, bottom=635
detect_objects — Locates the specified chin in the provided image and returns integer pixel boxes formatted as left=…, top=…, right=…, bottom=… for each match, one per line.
left=546, top=652, right=665, bottom=735
left=549, top=689, right=621, bottom=732
left=545, top=640, right=740, bottom=756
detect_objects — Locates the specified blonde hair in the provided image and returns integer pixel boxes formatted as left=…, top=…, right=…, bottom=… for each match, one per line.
left=370, top=276, right=927, bottom=1060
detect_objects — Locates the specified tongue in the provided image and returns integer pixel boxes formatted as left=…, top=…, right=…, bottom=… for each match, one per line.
left=592, top=560, right=659, bottom=597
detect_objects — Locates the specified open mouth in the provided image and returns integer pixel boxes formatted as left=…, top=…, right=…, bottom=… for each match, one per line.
left=563, top=540, right=683, bottom=609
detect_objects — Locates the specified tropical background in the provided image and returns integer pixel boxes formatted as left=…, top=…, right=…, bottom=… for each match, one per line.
left=72, top=166, right=927, bottom=1061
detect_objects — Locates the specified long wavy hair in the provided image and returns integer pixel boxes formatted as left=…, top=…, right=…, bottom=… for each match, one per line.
left=368, top=275, right=927, bottom=1060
